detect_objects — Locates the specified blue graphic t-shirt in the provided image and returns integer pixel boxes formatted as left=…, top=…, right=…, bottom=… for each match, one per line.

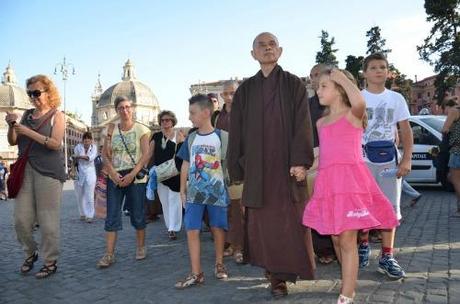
left=177, top=130, right=229, bottom=207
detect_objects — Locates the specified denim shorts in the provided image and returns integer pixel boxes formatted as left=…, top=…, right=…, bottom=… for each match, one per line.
left=105, top=180, right=146, bottom=231
left=448, top=153, right=460, bottom=169
left=184, top=203, right=228, bottom=231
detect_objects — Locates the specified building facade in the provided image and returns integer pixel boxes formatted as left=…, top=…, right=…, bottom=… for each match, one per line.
left=0, top=64, right=32, bottom=163
left=411, top=75, right=460, bottom=115
left=90, top=59, right=161, bottom=148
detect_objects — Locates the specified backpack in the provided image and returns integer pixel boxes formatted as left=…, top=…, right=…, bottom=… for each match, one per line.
left=187, top=129, right=229, bottom=185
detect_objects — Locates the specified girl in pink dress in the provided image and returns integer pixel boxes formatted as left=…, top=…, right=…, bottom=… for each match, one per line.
left=303, top=69, right=399, bottom=304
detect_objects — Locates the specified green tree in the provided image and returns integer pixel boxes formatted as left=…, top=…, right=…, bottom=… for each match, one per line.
left=344, top=55, right=364, bottom=86
left=315, top=30, right=339, bottom=66
left=417, top=0, right=460, bottom=104
left=366, top=26, right=392, bottom=55
left=386, top=64, right=413, bottom=102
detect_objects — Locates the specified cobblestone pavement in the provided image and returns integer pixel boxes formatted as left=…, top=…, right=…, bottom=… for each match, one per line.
left=0, top=182, right=459, bottom=304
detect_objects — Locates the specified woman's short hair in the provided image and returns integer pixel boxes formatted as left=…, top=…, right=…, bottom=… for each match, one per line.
left=26, top=75, right=61, bottom=108
left=82, top=132, right=93, bottom=140
left=158, top=110, right=178, bottom=126
left=114, top=96, right=132, bottom=109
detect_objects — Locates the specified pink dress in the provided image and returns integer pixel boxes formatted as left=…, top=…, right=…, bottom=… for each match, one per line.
left=303, top=116, right=399, bottom=235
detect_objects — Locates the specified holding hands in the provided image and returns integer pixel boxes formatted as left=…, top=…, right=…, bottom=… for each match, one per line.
left=290, top=166, right=306, bottom=182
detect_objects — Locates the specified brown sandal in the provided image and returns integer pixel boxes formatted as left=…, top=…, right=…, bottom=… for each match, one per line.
left=35, top=261, right=57, bottom=279
left=20, top=251, right=38, bottom=274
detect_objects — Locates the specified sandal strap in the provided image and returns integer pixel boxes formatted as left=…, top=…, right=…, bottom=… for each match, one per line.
left=24, top=252, right=38, bottom=265
left=38, top=261, right=57, bottom=274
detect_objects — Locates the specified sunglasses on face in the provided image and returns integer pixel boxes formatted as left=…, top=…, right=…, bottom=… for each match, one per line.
left=161, top=118, right=172, bottom=123
left=27, top=90, right=46, bottom=98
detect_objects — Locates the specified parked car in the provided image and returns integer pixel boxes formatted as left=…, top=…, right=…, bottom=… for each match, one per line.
left=404, top=115, right=453, bottom=190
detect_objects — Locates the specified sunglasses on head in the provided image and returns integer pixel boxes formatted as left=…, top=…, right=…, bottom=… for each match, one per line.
left=27, top=90, right=46, bottom=98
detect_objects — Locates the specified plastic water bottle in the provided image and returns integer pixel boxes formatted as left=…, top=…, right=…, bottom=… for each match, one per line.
left=379, top=168, right=399, bottom=178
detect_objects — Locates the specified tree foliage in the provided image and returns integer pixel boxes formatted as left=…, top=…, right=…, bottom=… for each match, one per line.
left=417, top=0, right=460, bottom=103
left=366, top=26, right=392, bottom=56
left=315, top=30, right=339, bottom=66
left=344, top=55, right=364, bottom=87
left=386, top=64, right=413, bottom=102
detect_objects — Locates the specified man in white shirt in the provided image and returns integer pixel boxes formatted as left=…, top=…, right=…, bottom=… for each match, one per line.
left=73, top=132, right=98, bottom=222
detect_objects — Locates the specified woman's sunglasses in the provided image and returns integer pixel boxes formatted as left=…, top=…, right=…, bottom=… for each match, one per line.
left=27, top=90, right=46, bottom=98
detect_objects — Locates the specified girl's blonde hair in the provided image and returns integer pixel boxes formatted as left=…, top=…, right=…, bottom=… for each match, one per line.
left=321, top=68, right=368, bottom=129
left=26, top=75, right=61, bottom=108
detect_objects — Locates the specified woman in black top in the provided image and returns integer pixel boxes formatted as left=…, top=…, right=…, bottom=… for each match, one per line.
left=149, top=111, right=184, bottom=239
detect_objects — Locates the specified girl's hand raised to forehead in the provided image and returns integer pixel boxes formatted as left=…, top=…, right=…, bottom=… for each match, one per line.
left=329, top=69, right=349, bottom=85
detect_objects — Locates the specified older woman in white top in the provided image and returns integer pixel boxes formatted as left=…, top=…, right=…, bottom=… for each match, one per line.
left=73, top=132, right=98, bottom=222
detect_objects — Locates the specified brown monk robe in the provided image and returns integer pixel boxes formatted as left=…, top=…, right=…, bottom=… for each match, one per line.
left=229, top=32, right=315, bottom=297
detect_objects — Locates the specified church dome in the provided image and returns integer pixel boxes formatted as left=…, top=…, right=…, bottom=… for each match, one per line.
left=96, top=59, right=159, bottom=108
left=0, top=64, right=31, bottom=108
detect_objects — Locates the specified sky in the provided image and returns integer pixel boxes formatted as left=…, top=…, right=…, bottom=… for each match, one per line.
left=1, top=0, right=435, bottom=127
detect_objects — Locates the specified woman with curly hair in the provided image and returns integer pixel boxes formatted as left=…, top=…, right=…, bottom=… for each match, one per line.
left=5, top=74, right=66, bottom=279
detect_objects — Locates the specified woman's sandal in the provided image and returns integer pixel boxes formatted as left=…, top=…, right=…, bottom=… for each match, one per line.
left=35, top=261, right=57, bottom=279
left=20, top=251, right=38, bottom=274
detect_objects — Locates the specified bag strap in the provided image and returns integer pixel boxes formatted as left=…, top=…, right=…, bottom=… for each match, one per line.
left=117, top=123, right=137, bottom=167
left=22, top=109, right=57, bottom=157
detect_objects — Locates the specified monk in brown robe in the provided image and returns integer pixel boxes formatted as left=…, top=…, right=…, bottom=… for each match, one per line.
left=228, top=32, right=316, bottom=298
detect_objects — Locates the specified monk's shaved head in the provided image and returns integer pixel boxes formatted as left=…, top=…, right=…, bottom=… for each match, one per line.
left=252, top=32, right=279, bottom=50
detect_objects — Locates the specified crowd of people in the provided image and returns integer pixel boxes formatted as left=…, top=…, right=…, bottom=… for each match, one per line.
left=4, top=32, right=460, bottom=303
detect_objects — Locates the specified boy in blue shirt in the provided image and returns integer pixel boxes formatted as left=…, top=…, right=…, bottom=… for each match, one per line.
left=175, top=94, right=230, bottom=289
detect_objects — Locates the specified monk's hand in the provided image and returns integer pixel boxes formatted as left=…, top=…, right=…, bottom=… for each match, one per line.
left=290, top=166, right=306, bottom=182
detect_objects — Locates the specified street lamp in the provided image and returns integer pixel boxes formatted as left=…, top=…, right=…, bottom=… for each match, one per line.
left=54, top=56, right=75, bottom=177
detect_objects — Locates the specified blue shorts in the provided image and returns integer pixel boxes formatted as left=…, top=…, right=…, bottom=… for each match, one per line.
left=184, top=203, right=228, bottom=231
left=105, top=180, right=146, bottom=231
left=449, top=153, right=460, bottom=169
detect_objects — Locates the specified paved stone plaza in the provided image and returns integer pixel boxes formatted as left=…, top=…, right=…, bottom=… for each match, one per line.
left=0, top=182, right=459, bottom=304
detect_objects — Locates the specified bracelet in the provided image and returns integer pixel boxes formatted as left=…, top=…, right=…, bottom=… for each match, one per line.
left=44, top=136, right=49, bottom=146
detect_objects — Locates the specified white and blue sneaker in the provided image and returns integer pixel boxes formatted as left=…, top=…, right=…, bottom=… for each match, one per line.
left=378, top=255, right=406, bottom=279
left=358, top=243, right=370, bottom=268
